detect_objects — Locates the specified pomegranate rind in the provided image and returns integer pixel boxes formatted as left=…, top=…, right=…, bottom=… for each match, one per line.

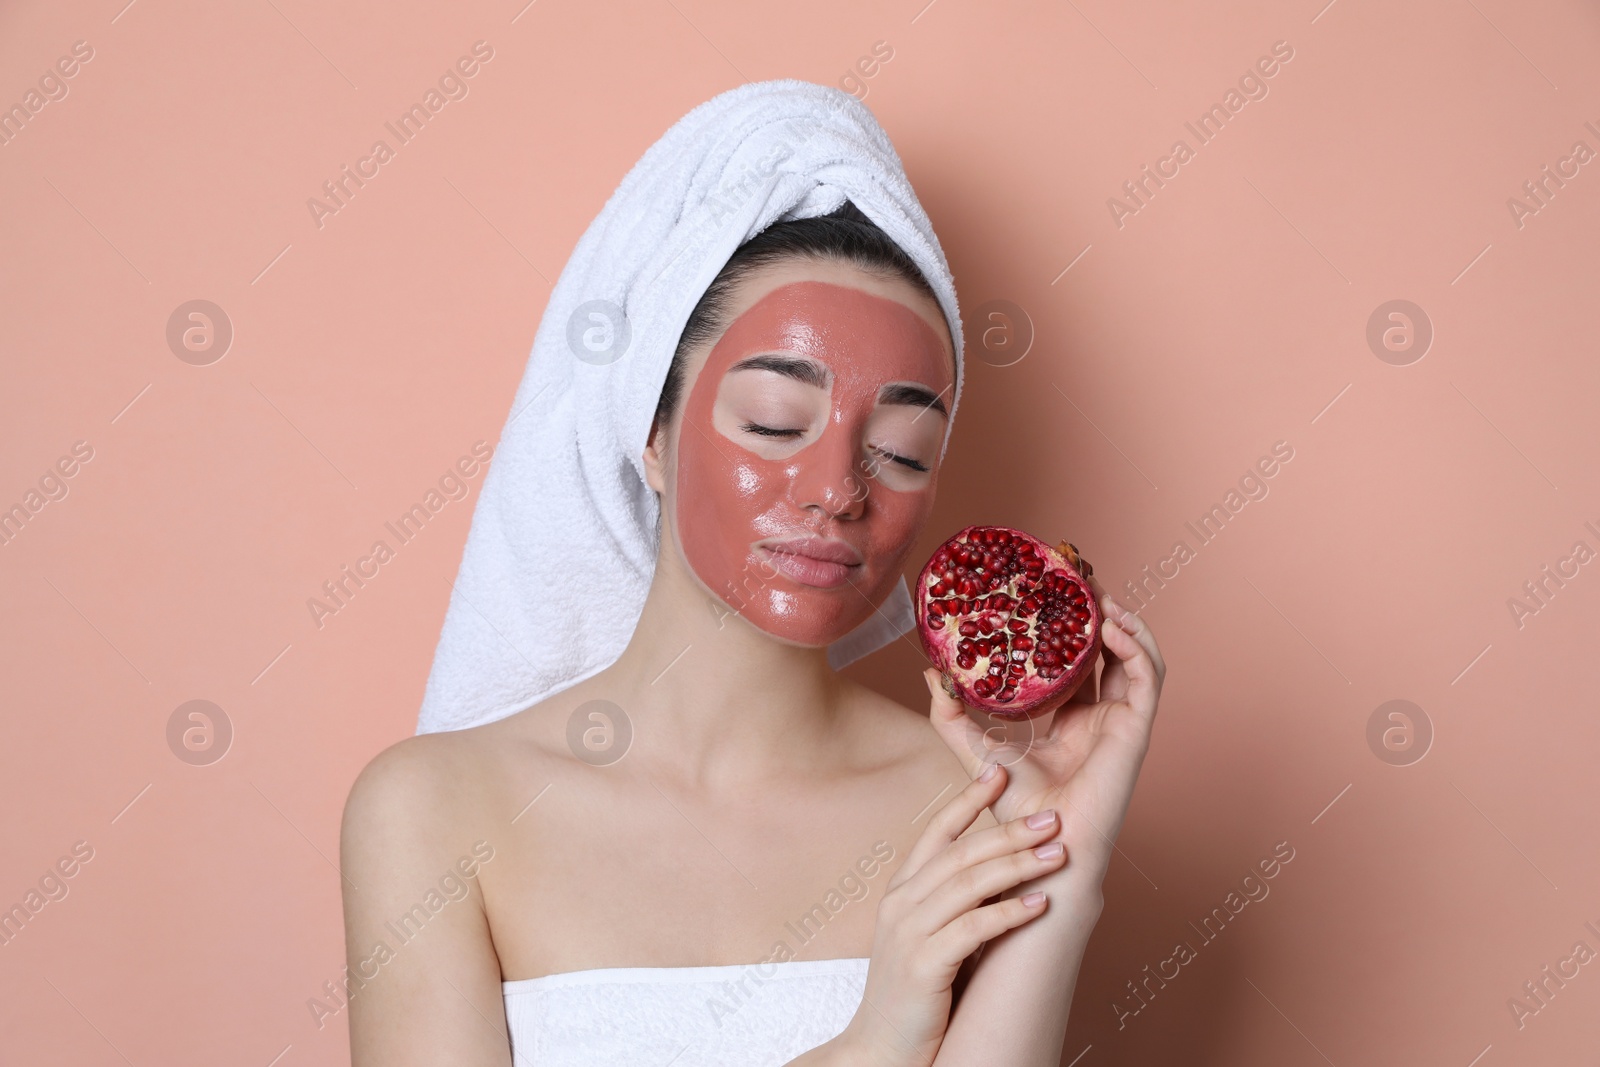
left=913, top=525, right=1102, bottom=720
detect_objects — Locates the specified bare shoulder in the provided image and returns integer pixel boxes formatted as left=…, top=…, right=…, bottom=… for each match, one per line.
left=339, top=718, right=557, bottom=1062
left=344, top=731, right=470, bottom=843
left=340, top=710, right=561, bottom=857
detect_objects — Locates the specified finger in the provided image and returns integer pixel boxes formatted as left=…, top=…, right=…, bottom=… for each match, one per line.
left=892, top=760, right=1007, bottom=888
left=1085, top=616, right=1129, bottom=704
left=1098, top=614, right=1162, bottom=722
left=897, top=808, right=1063, bottom=909
left=1093, top=601, right=1138, bottom=704
left=1100, top=593, right=1165, bottom=680
left=923, top=667, right=993, bottom=781
left=926, top=894, right=1048, bottom=969
left=1098, top=638, right=1130, bottom=705
left=916, top=839, right=1067, bottom=932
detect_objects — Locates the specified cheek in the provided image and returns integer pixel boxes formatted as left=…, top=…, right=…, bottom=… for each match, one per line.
left=856, top=477, right=936, bottom=586
left=674, top=423, right=781, bottom=593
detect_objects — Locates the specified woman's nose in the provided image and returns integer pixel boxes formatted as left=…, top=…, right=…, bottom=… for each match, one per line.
left=790, top=425, right=867, bottom=523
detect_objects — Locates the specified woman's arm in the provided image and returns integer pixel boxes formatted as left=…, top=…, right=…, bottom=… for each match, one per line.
left=340, top=738, right=513, bottom=1066
left=932, top=813, right=1104, bottom=1065
left=925, top=592, right=1166, bottom=1066
left=793, top=766, right=1073, bottom=1067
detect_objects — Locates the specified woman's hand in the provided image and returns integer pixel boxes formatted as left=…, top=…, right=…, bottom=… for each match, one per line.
left=926, top=584, right=1166, bottom=896
left=811, top=761, right=1067, bottom=1067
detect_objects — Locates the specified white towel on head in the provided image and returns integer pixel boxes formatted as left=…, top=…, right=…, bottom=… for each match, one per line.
left=416, top=78, right=965, bottom=735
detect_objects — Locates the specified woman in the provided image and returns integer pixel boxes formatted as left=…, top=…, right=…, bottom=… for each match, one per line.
left=341, top=81, right=1164, bottom=1066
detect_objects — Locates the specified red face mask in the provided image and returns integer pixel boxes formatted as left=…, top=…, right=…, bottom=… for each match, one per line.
left=674, top=279, right=954, bottom=646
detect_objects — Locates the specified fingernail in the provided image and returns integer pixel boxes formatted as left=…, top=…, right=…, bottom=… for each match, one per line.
left=979, top=762, right=999, bottom=782
left=1025, top=809, right=1057, bottom=829
left=1033, top=842, right=1064, bottom=860
left=1021, top=891, right=1046, bottom=907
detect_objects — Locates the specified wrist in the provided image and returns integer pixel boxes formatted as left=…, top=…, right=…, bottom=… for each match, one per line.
left=820, top=1021, right=896, bottom=1067
left=1007, top=856, right=1105, bottom=927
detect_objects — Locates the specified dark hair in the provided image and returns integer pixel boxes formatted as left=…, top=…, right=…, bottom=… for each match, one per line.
left=651, top=200, right=951, bottom=435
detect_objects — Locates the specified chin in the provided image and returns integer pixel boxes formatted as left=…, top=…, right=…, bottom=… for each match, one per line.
left=738, top=587, right=885, bottom=648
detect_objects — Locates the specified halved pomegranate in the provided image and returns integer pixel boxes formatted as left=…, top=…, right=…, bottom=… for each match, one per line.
left=914, top=525, right=1102, bottom=720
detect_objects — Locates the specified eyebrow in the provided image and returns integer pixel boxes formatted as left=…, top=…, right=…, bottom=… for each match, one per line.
left=727, top=353, right=948, bottom=417
left=728, top=354, right=829, bottom=389
left=878, top=382, right=948, bottom=417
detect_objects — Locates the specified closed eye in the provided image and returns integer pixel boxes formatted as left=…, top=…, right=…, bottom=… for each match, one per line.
left=872, top=446, right=930, bottom=473
left=739, top=422, right=806, bottom=438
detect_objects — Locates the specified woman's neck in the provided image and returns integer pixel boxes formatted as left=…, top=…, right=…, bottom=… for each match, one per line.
left=599, top=549, right=856, bottom=790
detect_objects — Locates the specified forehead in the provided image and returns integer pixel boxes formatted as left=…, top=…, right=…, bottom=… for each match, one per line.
left=698, top=261, right=956, bottom=387
left=724, top=257, right=951, bottom=345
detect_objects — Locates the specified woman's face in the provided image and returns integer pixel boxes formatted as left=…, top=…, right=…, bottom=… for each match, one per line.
left=666, top=258, right=956, bottom=648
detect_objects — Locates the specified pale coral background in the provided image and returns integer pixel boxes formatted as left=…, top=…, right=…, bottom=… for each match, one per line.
left=3, top=0, right=1598, bottom=1063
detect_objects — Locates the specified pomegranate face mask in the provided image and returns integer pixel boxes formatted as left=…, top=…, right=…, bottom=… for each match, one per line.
left=675, top=280, right=954, bottom=646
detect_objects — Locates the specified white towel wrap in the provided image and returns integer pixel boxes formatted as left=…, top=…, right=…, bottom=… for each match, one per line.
left=417, top=79, right=965, bottom=734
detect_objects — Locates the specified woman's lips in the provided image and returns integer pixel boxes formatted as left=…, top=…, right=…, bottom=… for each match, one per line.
left=757, top=538, right=864, bottom=589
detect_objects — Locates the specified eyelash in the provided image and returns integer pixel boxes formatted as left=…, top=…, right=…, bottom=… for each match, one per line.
left=739, top=422, right=804, bottom=438
left=875, top=447, right=930, bottom=473
left=739, top=423, right=930, bottom=473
